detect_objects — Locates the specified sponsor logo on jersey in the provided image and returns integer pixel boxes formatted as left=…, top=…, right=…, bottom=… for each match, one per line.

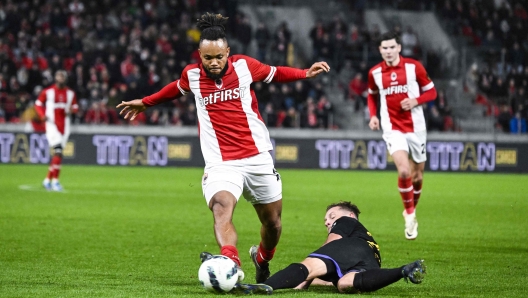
left=380, top=85, right=409, bottom=96
left=197, top=86, right=247, bottom=107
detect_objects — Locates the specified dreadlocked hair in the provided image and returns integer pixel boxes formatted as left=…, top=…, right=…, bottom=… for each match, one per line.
left=197, top=12, right=229, bottom=43
left=326, top=201, right=361, bottom=219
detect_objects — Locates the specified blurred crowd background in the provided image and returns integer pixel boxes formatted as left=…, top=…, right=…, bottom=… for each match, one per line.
left=0, top=0, right=527, bottom=133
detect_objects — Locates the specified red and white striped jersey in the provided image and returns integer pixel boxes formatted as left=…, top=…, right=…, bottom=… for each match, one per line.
left=142, top=54, right=307, bottom=164
left=35, top=84, right=78, bottom=134
left=180, top=55, right=273, bottom=163
left=368, top=56, right=435, bottom=133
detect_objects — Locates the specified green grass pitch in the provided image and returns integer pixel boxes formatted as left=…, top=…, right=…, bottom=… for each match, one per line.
left=1, top=164, right=527, bottom=297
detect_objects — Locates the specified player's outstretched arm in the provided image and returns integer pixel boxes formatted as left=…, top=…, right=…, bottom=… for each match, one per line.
left=306, top=62, right=330, bottom=78
left=117, top=99, right=147, bottom=120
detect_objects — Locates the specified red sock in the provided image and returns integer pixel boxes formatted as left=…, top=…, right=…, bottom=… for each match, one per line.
left=221, top=245, right=241, bottom=267
left=413, top=181, right=422, bottom=208
left=46, top=165, right=53, bottom=179
left=256, top=242, right=276, bottom=266
left=51, top=155, right=62, bottom=179
left=398, top=177, right=414, bottom=214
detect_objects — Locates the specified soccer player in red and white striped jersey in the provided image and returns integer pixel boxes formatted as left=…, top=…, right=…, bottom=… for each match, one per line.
left=117, top=13, right=330, bottom=282
left=367, top=31, right=437, bottom=240
left=35, top=70, right=79, bottom=191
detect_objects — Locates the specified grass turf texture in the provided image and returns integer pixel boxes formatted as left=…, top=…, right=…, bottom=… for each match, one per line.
left=0, top=164, right=527, bottom=297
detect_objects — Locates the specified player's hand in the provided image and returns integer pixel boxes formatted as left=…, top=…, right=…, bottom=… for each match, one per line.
left=369, top=116, right=380, bottom=130
left=117, top=99, right=147, bottom=120
left=306, top=61, right=330, bottom=78
left=401, top=97, right=418, bottom=111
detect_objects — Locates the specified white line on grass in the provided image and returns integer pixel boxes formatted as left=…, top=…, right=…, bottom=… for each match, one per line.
left=18, top=184, right=171, bottom=197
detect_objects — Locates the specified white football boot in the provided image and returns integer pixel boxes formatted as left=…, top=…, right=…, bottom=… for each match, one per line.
left=403, top=210, right=418, bottom=240
left=51, top=180, right=64, bottom=192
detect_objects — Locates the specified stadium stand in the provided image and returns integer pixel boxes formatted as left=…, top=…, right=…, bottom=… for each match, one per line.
left=1, top=0, right=526, bottom=133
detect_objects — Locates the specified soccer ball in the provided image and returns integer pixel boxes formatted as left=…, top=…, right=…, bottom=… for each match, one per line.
left=198, top=255, right=238, bottom=293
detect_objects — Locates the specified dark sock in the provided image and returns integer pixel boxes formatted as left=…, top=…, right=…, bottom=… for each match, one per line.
left=352, top=268, right=403, bottom=292
left=264, top=263, right=309, bottom=290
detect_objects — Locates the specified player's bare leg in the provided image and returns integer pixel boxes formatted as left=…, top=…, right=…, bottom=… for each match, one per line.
left=253, top=200, right=282, bottom=250
left=250, top=199, right=282, bottom=282
left=392, top=150, right=417, bottom=239
left=208, top=191, right=241, bottom=263
left=300, top=257, right=328, bottom=279
left=207, top=190, right=245, bottom=281
left=44, top=146, right=64, bottom=191
left=209, top=190, right=238, bottom=247
left=410, top=159, right=425, bottom=208
left=336, top=272, right=358, bottom=293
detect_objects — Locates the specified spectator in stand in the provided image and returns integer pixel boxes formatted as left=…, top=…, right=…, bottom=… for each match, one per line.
left=301, top=98, right=319, bottom=129
left=271, top=30, right=288, bottom=66
left=263, top=102, right=277, bottom=127
left=329, top=16, right=347, bottom=72
left=317, top=95, right=333, bottom=129
left=282, top=107, right=298, bottom=128
left=280, top=84, right=295, bottom=111
left=293, top=81, right=310, bottom=110
left=401, top=26, right=419, bottom=58
left=236, top=16, right=252, bottom=55
left=317, top=33, right=333, bottom=62
left=427, top=105, right=445, bottom=132
left=510, top=111, right=527, bottom=134
left=255, top=22, right=271, bottom=62
left=497, top=103, right=512, bottom=132
left=84, top=101, right=109, bottom=124
left=310, top=19, right=325, bottom=62
left=491, top=77, right=509, bottom=100
left=435, top=90, right=452, bottom=117
left=348, top=73, right=367, bottom=111
left=180, top=103, right=197, bottom=126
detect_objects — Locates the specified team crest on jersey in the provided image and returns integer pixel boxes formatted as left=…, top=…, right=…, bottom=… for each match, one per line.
left=215, top=79, right=223, bottom=89
left=390, top=72, right=397, bottom=81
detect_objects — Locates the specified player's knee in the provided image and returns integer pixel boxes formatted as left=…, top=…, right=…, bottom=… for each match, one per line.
left=337, top=278, right=357, bottom=293
left=53, top=145, right=63, bottom=156
left=413, top=176, right=423, bottom=185
left=210, top=193, right=236, bottom=216
left=398, top=168, right=411, bottom=178
left=262, top=217, right=282, bottom=232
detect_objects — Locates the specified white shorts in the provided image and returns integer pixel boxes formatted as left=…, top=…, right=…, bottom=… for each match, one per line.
left=202, top=151, right=282, bottom=206
left=383, top=130, right=427, bottom=163
left=45, top=122, right=69, bottom=148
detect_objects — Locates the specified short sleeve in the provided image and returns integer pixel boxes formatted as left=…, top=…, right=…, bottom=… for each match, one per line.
left=178, top=68, right=191, bottom=95
left=329, top=217, right=358, bottom=237
left=240, top=55, right=275, bottom=83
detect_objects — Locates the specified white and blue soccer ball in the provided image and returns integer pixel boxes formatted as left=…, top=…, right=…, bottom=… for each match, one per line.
left=198, top=255, right=238, bottom=293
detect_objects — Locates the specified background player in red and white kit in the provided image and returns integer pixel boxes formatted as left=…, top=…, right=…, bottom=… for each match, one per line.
left=367, top=31, right=437, bottom=240
left=117, top=13, right=330, bottom=282
left=35, top=70, right=79, bottom=191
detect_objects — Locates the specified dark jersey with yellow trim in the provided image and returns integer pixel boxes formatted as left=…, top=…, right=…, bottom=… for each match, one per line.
left=329, top=216, right=381, bottom=265
left=330, top=217, right=376, bottom=242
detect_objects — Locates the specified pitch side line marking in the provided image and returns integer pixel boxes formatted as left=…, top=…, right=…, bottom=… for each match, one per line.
left=18, top=184, right=169, bottom=196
